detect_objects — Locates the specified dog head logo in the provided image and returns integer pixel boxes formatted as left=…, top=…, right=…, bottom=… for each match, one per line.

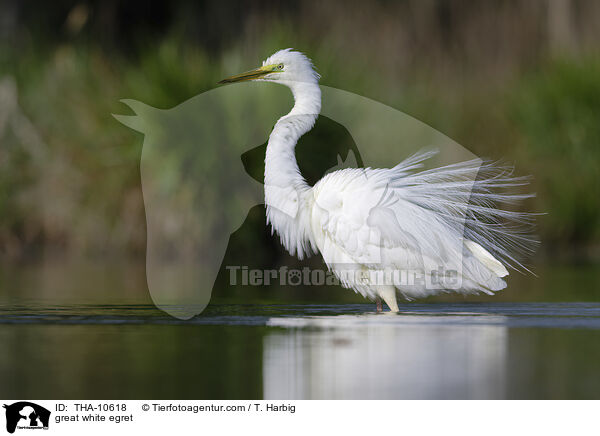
left=3, top=402, right=50, bottom=434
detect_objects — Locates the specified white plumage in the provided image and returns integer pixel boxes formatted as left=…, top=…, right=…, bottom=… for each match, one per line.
left=220, top=49, right=536, bottom=312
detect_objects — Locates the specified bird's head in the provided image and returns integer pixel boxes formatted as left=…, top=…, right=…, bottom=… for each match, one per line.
left=218, top=49, right=320, bottom=86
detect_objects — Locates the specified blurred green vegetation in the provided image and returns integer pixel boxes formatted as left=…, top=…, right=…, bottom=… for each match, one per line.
left=0, top=1, right=599, bottom=264
left=511, top=59, right=600, bottom=247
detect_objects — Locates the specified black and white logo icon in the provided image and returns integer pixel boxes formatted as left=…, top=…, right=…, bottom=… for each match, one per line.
left=3, top=402, right=50, bottom=434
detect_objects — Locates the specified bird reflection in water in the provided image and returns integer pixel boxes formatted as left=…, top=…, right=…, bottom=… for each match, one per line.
left=263, top=314, right=507, bottom=399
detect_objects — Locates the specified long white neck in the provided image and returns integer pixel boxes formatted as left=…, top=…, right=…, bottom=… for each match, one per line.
left=264, top=81, right=321, bottom=259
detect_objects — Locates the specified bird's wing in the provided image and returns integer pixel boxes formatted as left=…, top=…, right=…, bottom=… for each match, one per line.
left=311, top=151, right=536, bottom=295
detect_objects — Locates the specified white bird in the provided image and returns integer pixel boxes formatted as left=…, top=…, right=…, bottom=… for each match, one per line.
left=219, top=49, right=535, bottom=312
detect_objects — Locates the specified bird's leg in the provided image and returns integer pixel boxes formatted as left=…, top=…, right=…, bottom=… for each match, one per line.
left=376, top=297, right=383, bottom=313
left=380, top=286, right=400, bottom=313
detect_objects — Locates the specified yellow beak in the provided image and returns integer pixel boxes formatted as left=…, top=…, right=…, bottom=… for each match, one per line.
left=218, top=64, right=280, bottom=84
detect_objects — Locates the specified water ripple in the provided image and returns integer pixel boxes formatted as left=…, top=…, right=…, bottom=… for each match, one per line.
left=0, top=302, right=599, bottom=329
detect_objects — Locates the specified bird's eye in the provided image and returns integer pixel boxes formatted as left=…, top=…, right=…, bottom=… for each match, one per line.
left=278, top=64, right=284, bottom=70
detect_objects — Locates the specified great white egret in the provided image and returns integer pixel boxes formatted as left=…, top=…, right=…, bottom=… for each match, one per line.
left=219, top=49, right=535, bottom=312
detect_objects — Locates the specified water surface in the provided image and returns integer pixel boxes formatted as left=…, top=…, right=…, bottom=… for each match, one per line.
left=0, top=302, right=598, bottom=399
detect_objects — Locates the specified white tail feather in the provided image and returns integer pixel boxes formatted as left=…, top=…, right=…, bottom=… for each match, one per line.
left=465, top=240, right=509, bottom=277
left=390, top=150, right=538, bottom=274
